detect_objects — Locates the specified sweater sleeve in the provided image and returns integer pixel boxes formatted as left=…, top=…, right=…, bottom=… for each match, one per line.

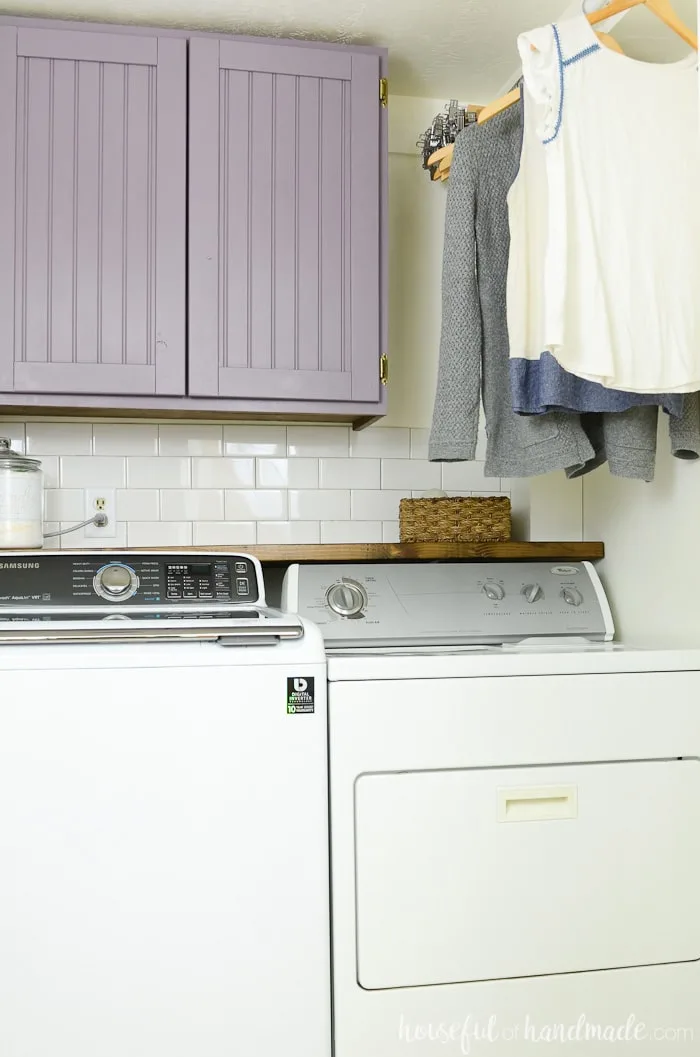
left=429, top=128, right=482, bottom=462
left=670, top=392, right=700, bottom=460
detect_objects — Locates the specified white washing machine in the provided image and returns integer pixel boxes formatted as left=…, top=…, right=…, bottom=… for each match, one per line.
left=284, top=561, right=700, bottom=1055
left=0, top=551, right=331, bottom=1057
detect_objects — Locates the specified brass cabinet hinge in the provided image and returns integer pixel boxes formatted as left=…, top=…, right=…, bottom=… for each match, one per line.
left=379, top=78, right=389, bottom=108
left=380, top=354, right=389, bottom=385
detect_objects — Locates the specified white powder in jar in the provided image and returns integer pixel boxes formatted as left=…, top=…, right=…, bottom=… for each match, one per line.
left=0, top=471, right=44, bottom=548
left=0, top=520, right=43, bottom=548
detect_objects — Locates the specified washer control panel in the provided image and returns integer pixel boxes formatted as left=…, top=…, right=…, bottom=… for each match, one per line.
left=284, top=561, right=613, bottom=647
left=0, top=551, right=262, bottom=609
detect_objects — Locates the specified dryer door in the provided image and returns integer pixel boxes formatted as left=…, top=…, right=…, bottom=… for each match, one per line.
left=355, top=759, right=700, bottom=989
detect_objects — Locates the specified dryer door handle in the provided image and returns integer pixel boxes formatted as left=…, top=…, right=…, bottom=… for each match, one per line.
left=497, top=785, right=578, bottom=823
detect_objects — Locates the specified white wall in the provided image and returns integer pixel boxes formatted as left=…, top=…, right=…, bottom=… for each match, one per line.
left=529, top=421, right=700, bottom=645
left=582, top=426, right=700, bottom=645
left=382, top=151, right=446, bottom=428
left=383, top=96, right=449, bottom=428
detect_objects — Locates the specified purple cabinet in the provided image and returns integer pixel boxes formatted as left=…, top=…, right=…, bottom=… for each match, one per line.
left=0, top=25, right=187, bottom=396
left=0, top=18, right=387, bottom=420
left=189, top=38, right=383, bottom=405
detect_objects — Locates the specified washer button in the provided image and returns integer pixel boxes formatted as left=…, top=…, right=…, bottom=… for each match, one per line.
left=236, top=578, right=249, bottom=595
left=235, top=561, right=248, bottom=574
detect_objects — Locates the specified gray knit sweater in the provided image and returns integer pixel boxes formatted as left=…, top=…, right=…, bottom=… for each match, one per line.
left=428, top=103, right=700, bottom=480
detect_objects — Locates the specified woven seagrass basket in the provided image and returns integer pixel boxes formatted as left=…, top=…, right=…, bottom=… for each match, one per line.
left=399, top=496, right=511, bottom=543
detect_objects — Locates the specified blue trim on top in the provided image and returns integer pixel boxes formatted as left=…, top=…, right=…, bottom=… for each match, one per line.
left=542, top=24, right=565, bottom=146
left=542, top=24, right=600, bottom=145
left=563, top=43, right=601, bottom=67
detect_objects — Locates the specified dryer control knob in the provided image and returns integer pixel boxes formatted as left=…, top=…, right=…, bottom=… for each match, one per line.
left=482, top=582, right=505, bottom=602
left=522, top=583, right=543, bottom=603
left=561, top=586, right=583, bottom=607
left=326, top=579, right=367, bottom=618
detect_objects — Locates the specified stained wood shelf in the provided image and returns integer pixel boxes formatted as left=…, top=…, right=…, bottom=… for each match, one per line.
left=93, top=542, right=605, bottom=562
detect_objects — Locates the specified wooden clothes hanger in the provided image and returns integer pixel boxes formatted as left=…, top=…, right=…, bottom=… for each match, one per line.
left=428, top=30, right=623, bottom=178
left=477, top=0, right=698, bottom=126
left=589, top=0, right=697, bottom=50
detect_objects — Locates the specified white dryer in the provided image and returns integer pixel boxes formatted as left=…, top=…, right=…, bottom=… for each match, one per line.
left=284, top=561, right=700, bottom=1056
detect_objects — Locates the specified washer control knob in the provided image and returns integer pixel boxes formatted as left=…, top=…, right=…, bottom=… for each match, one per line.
left=94, top=563, right=139, bottom=601
left=326, top=579, right=368, bottom=618
left=561, top=586, right=583, bottom=607
left=482, top=582, right=505, bottom=602
left=522, top=583, right=543, bottom=604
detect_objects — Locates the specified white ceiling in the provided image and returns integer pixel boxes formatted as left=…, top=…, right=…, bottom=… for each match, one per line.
left=0, top=0, right=696, bottom=99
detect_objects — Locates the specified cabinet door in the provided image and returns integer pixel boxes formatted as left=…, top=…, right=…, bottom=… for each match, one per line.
left=0, top=26, right=186, bottom=396
left=189, top=39, right=381, bottom=404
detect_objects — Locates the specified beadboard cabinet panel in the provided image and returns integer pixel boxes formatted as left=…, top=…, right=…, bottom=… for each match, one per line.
left=189, top=39, right=382, bottom=407
left=0, top=25, right=186, bottom=397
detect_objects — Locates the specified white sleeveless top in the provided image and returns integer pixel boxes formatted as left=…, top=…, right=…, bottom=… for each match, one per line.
left=507, top=80, right=683, bottom=417
left=512, top=13, right=700, bottom=394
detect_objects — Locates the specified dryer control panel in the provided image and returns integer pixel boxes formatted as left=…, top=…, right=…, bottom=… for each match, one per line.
left=283, top=561, right=613, bottom=647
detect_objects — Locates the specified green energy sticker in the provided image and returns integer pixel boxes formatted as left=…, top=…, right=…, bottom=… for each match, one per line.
left=287, top=677, right=315, bottom=714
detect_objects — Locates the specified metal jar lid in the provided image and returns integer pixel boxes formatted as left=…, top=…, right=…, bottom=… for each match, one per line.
left=0, top=438, right=42, bottom=472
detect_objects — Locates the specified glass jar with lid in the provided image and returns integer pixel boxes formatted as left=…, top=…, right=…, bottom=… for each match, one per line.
left=0, top=439, right=43, bottom=548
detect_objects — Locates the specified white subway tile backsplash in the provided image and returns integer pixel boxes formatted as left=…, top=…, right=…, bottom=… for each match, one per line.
left=60, top=521, right=128, bottom=548
left=225, top=489, right=287, bottom=520
left=5, top=421, right=524, bottom=549
left=37, top=455, right=59, bottom=488
left=351, top=489, right=404, bottom=521
left=441, top=462, right=500, bottom=492
left=193, top=522, right=256, bottom=545
left=160, top=489, right=224, bottom=521
left=61, top=456, right=126, bottom=488
left=288, top=426, right=349, bottom=458
left=409, top=429, right=430, bottom=460
left=256, top=458, right=318, bottom=489
left=289, top=490, right=350, bottom=521
left=41, top=522, right=60, bottom=549
left=192, top=458, right=255, bottom=488
left=26, top=422, right=92, bottom=455
left=0, top=422, right=26, bottom=452
left=127, top=457, right=190, bottom=488
left=257, top=521, right=321, bottom=544
left=319, top=458, right=380, bottom=490
left=159, top=424, right=223, bottom=456
left=44, top=489, right=83, bottom=521
left=381, top=459, right=441, bottom=491
left=224, top=425, right=287, bottom=457
left=115, top=489, right=160, bottom=522
left=128, top=522, right=193, bottom=547
left=93, top=423, right=158, bottom=456
left=321, top=521, right=382, bottom=543
left=350, top=426, right=409, bottom=459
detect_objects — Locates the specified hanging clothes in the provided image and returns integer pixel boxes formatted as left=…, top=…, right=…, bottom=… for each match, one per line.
left=516, top=13, right=700, bottom=393
left=507, top=76, right=683, bottom=418
left=428, top=97, right=700, bottom=481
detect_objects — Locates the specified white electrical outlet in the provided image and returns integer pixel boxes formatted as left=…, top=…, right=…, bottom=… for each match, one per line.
left=84, top=488, right=118, bottom=539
